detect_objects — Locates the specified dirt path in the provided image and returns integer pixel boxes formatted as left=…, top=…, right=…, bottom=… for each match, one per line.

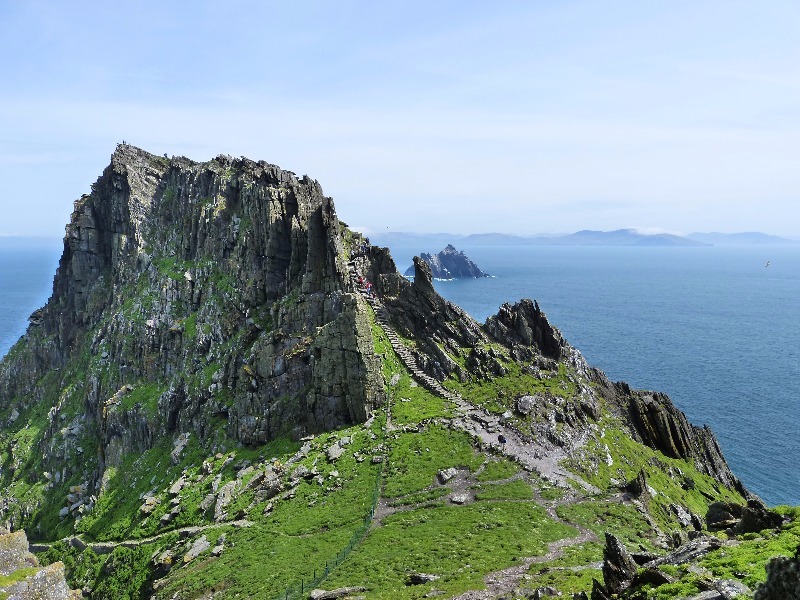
left=451, top=525, right=598, bottom=600
left=30, top=519, right=254, bottom=555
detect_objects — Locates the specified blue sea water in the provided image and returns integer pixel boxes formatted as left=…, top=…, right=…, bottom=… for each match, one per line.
left=0, top=238, right=798, bottom=506
left=387, top=243, right=800, bottom=507
left=0, top=238, right=62, bottom=358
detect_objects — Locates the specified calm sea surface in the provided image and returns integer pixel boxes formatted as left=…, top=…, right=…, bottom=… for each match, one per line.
left=1, top=239, right=798, bottom=505
left=0, top=238, right=61, bottom=358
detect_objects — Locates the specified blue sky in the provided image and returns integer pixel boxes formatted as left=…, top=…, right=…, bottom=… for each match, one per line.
left=1, top=1, right=799, bottom=237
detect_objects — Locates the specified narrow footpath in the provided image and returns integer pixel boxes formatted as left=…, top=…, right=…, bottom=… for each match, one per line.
left=353, top=276, right=599, bottom=495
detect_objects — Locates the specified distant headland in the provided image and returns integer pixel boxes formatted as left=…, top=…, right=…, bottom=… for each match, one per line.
left=371, top=229, right=799, bottom=247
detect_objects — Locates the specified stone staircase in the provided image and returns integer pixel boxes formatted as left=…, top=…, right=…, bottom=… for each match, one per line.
left=0, top=528, right=80, bottom=599
left=348, top=265, right=598, bottom=493
left=369, top=299, right=463, bottom=404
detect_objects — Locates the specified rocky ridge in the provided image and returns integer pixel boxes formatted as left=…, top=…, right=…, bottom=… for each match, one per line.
left=0, top=145, right=793, bottom=598
left=0, top=144, right=384, bottom=529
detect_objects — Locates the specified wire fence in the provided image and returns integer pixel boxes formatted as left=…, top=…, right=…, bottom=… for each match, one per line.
left=276, top=390, right=391, bottom=600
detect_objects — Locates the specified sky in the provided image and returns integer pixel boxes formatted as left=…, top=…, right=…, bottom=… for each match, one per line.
left=1, top=1, right=799, bottom=238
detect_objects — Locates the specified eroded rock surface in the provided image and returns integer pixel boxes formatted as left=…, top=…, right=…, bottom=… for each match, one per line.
left=0, top=528, right=79, bottom=599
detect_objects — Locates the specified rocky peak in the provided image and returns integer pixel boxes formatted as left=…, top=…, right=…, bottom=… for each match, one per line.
left=484, top=299, right=569, bottom=361
left=0, top=145, right=384, bottom=504
left=403, top=244, right=489, bottom=279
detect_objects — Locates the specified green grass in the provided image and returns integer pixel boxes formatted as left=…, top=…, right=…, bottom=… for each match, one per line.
left=446, top=361, right=577, bottom=414
left=474, top=479, right=533, bottom=501
left=526, top=564, right=602, bottom=597
left=156, top=421, right=388, bottom=598
left=391, top=373, right=448, bottom=424
left=388, top=488, right=450, bottom=508
left=73, top=434, right=301, bottom=542
left=38, top=540, right=104, bottom=591
left=697, top=506, right=800, bottom=589
left=562, top=422, right=745, bottom=531
left=118, top=381, right=166, bottom=412
left=155, top=524, right=354, bottom=599
left=263, top=430, right=382, bottom=536
left=0, top=567, right=40, bottom=587
left=384, top=426, right=483, bottom=498
left=475, top=458, right=520, bottom=482
left=154, top=257, right=189, bottom=282
left=323, top=501, right=577, bottom=599
left=91, top=545, right=156, bottom=600
left=557, top=500, right=658, bottom=551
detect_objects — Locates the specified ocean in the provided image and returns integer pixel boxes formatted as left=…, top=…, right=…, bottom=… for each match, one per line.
left=0, top=237, right=61, bottom=358
left=1, top=238, right=798, bottom=506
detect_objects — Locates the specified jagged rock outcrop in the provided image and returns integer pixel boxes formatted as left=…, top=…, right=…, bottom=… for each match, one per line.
left=706, top=499, right=782, bottom=534
left=617, top=384, right=748, bottom=495
left=484, top=299, right=569, bottom=361
left=402, top=244, right=489, bottom=278
left=593, top=533, right=638, bottom=598
left=0, top=145, right=383, bottom=528
left=755, top=545, right=800, bottom=599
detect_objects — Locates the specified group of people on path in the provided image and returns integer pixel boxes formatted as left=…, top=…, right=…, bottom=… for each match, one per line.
left=352, top=237, right=374, bottom=295
left=356, top=275, right=373, bottom=296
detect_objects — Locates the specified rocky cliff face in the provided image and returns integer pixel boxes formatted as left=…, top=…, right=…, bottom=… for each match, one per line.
left=0, top=145, right=382, bottom=528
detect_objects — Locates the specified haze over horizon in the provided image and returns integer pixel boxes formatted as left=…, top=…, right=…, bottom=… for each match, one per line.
left=1, top=2, right=799, bottom=238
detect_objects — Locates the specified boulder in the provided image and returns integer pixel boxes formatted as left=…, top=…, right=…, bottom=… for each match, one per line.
left=214, top=480, right=239, bottom=521
left=755, top=545, right=800, bottom=599
left=437, top=468, right=458, bottom=484
left=406, top=572, right=440, bottom=585
left=735, top=500, right=782, bottom=534
left=183, top=535, right=211, bottom=563
left=706, top=502, right=743, bottom=531
left=326, top=443, right=345, bottom=462
left=516, top=395, right=537, bottom=416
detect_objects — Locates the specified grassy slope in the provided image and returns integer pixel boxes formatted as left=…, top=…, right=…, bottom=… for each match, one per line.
left=19, top=304, right=795, bottom=599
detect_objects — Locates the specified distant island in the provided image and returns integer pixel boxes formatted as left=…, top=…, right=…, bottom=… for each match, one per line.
left=373, top=228, right=799, bottom=247
left=403, top=244, right=490, bottom=279
left=686, top=231, right=799, bottom=245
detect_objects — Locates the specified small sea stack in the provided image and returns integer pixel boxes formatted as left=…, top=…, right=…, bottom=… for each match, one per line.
left=403, top=244, right=490, bottom=279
